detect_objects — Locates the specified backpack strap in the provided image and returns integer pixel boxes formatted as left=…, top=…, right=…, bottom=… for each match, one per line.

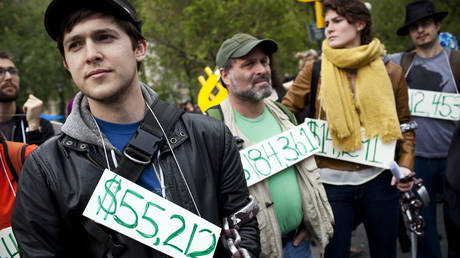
left=400, top=51, right=417, bottom=76
left=273, top=101, right=298, bottom=125
left=2, top=141, right=36, bottom=182
left=205, top=105, right=224, bottom=121
left=449, top=49, right=460, bottom=92
left=308, top=59, right=321, bottom=119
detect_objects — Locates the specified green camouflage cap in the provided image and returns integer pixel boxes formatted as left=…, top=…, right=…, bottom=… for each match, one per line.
left=216, top=33, right=278, bottom=68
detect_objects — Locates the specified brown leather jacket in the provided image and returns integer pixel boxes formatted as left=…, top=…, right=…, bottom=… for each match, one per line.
left=282, top=60, right=415, bottom=171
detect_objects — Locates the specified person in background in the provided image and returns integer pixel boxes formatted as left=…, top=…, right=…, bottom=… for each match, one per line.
left=0, top=51, right=54, bottom=145
left=282, top=49, right=319, bottom=92
left=295, top=50, right=320, bottom=77
left=181, top=99, right=201, bottom=113
left=282, top=0, right=415, bottom=257
left=388, top=1, right=460, bottom=257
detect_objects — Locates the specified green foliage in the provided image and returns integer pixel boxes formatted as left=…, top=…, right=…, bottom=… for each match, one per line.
left=1, top=0, right=460, bottom=107
left=137, top=0, right=315, bottom=103
left=0, top=0, right=76, bottom=113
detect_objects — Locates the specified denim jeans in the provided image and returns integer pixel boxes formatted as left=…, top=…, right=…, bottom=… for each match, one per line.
left=414, top=157, right=445, bottom=258
left=324, top=171, right=400, bottom=258
left=282, top=231, right=313, bottom=258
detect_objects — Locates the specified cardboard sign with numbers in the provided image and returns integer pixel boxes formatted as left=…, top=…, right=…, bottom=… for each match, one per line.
left=83, top=169, right=221, bottom=258
left=304, top=119, right=396, bottom=168
left=0, top=227, right=19, bottom=258
left=240, top=122, right=320, bottom=186
left=409, top=89, right=460, bottom=121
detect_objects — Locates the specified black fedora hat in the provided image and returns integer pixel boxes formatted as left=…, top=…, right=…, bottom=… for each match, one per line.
left=397, top=0, right=447, bottom=36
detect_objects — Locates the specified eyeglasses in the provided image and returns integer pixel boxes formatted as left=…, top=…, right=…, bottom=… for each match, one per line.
left=408, top=19, right=436, bottom=33
left=0, top=67, right=19, bottom=79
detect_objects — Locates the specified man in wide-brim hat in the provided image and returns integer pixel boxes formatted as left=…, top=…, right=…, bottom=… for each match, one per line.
left=396, top=0, right=447, bottom=36
left=388, top=1, right=460, bottom=258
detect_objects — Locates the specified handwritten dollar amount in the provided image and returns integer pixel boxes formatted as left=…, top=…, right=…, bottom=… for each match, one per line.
left=304, top=118, right=396, bottom=168
left=409, top=89, right=460, bottom=120
left=83, top=169, right=221, bottom=258
left=0, top=227, right=19, bottom=258
left=240, top=122, right=320, bottom=186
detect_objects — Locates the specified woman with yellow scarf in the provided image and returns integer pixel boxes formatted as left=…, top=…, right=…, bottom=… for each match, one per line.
left=282, top=0, right=415, bottom=257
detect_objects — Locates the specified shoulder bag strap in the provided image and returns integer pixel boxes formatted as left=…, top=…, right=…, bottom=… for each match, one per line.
left=449, top=49, right=460, bottom=92
left=400, top=51, right=416, bottom=77
left=3, top=141, right=26, bottom=181
left=205, top=105, right=224, bottom=121
left=115, top=99, right=184, bottom=182
left=308, top=59, right=321, bottom=119
left=274, top=101, right=298, bottom=125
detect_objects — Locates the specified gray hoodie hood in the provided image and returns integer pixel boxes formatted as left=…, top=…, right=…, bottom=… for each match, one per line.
left=61, top=83, right=158, bottom=150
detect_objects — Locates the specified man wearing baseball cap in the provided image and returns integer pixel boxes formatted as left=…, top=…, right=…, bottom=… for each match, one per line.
left=11, top=1, right=259, bottom=257
left=388, top=1, right=460, bottom=257
left=207, top=33, right=333, bottom=257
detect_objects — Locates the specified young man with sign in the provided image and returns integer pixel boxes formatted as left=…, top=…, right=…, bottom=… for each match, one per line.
left=282, top=0, right=415, bottom=257
left=11, top=1, right=259, bottom=257
left=388, top=1, right=460, bottom=257
left=212, top=33, right=334, bottom=258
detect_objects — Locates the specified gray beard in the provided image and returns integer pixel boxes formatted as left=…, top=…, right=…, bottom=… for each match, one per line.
left=229, top=72, right=272, bottom=102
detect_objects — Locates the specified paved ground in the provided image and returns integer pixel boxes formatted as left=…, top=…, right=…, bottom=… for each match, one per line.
left=312, top=202, right=448, bottom=258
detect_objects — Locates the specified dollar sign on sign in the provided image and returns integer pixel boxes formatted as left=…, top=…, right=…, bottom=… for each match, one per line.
left=97, top=175, right=122, bottom=220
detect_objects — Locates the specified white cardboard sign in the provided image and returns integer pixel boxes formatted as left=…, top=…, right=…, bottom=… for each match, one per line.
left=409, top=89, right=460, bottom=120
left=83, top=169, right=221, bottom=258
left=240, top=122, right=320, bottom=187
left=304, top=119, right=396, bottom=168
left=0, top=227, right=19, bottom=258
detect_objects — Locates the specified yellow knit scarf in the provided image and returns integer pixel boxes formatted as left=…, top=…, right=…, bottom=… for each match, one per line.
left=320, top=38, right=402, bottom=151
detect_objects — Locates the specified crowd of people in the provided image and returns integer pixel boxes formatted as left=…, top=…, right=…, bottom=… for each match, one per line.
left=1, top=0, right=459, bottom=257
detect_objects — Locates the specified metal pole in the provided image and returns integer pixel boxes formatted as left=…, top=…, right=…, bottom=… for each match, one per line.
left=310, top=3, right=323, bottom=50
left=411, top=232, right=417, bottom=258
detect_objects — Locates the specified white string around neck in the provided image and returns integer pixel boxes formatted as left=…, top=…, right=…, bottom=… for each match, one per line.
left=0, top=152, right=16, bottom=197
left=145, top=103, right=201, bottom=217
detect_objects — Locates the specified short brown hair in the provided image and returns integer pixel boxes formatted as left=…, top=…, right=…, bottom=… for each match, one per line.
left=56, top=8, right=145, bottom=69
left=0, top=51, right=15, bottom=62
left=323, top=0, right=374, bottom=45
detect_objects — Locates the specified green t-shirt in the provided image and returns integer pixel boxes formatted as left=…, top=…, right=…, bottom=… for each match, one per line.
left=234, top=106, right=303, bottom=234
